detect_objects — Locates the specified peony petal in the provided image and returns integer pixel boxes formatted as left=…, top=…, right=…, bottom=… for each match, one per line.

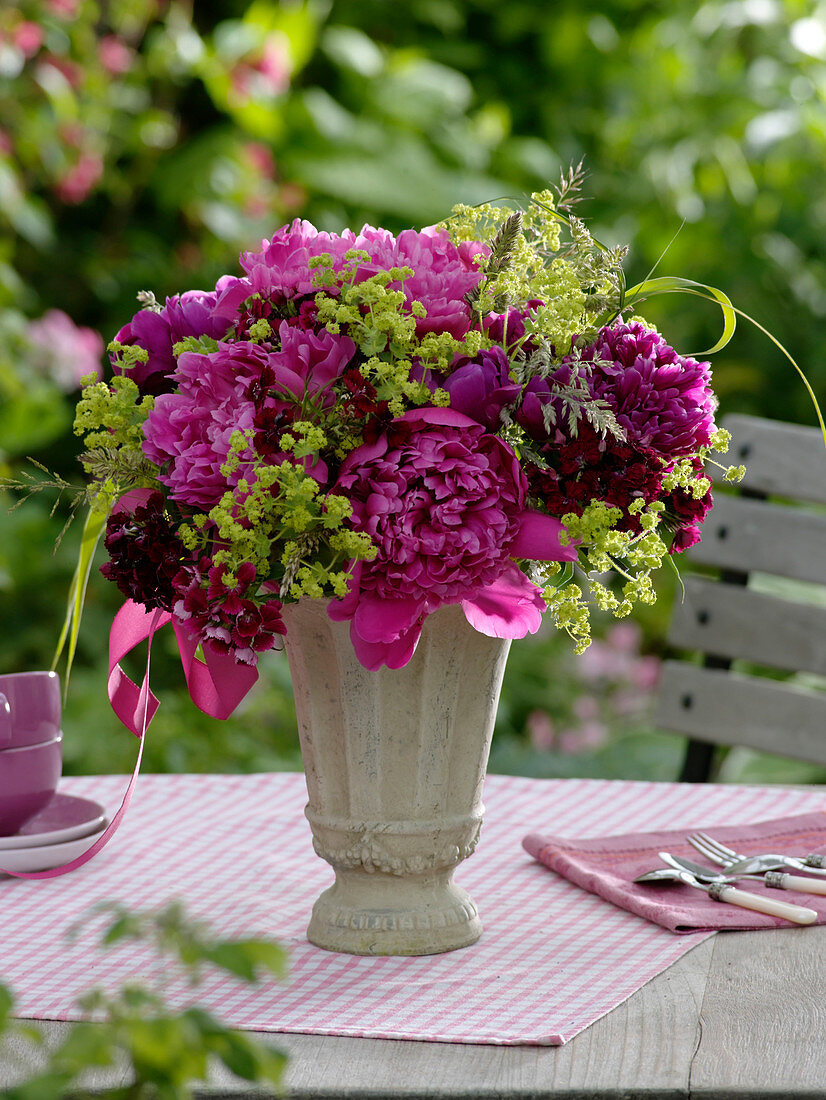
left=510, top=510, right=578, bottom=562
left=353, top=592, right=424, bottom=643
left=349, top=620, right=423, bottom=671
left=398, top=406, right=478, bottom=430
left=111, top=488, right=155, bottom=516
left=461, top=562, right=546, bottom=639
left=327, top=562, right=364, bottom=621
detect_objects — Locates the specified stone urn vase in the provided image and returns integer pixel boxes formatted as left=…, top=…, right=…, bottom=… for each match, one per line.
left=282, top=598, right=512, bottom=956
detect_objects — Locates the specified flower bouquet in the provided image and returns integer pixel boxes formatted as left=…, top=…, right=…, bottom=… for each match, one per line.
left=74, top=189, right=743, bottom=688
left=66, top=186, right=761, bottom=952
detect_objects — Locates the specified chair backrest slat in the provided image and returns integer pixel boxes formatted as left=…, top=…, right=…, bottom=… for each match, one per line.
left=667, top=575, right=826, bottom=677
left=686, top=495, right=826, bottom=585
left=658, top=414, right=826, bottom=773
left=722, top=413, right=826, bottom=502
left=655, top=662, right=826, bottom=765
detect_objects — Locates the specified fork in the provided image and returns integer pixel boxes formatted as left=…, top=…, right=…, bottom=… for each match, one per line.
left=687, top=832, right=826, bottom=896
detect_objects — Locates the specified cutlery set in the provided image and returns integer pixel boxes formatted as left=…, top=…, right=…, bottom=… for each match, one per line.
left=634, top=833, right=826, bottom=925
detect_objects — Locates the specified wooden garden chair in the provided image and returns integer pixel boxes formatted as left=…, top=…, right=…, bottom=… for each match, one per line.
left=653, top=413, right=826, bottom=781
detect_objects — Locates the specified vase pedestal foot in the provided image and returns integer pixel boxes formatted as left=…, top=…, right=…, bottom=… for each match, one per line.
left=306, top=869, right=482, bottom=956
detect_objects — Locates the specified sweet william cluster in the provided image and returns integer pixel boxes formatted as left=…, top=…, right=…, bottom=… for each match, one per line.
left=75, top=189, right=742, bottom=673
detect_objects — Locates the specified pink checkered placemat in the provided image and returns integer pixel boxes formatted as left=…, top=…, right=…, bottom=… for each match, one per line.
left=3, top=772, right=825, bottom=1045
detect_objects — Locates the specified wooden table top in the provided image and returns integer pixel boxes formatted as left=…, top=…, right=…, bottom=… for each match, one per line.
left=6, top=923, right=825, bottom=1098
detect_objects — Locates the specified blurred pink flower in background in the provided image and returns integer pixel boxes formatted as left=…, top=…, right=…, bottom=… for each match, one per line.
left=98, top=35, right=134, bottom=76
left=573, top=695, right=600, bottom=722
left=579, top=621, right=646, bottom=682
left=244, top=141, right=276, bottom=178
left=528, top=618, right=661, bottom=756
left=45, top=0, right=80, bottom=17
left=28, top=309, right=104, bottom=391
left=55, top=151, right=104, bottom=204
left=558, top=720, right=608, bottom=755
left=527, top=709, right=555, bottom=751
left=13, top=22, right=43, bottom=58
left=230, top=33, right=291, bottom=102
left=631, top=654, right=661, bottom=692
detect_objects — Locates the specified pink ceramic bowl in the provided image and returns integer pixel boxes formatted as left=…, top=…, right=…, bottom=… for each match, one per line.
left=0, top=670, right=61, bottom=749
left=0, top=733, right=62, bottom=835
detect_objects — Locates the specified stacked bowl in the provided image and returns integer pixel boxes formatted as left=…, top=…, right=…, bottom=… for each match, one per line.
left=0, top=670, right=62, bottom=835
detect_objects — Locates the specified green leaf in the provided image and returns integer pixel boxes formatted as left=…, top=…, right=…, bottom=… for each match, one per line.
left=2, top=1070, right=75, bottom=1100
left=0, top=982, right=14, bottom=1032
left=623, top=278, right=826, bottom=449
left=212, top=1030, right=287, bottom=1085
left=0, top=390, right=71, bottom=458
left=52, top=1022, right=115, bottom=1073
left=202, top=939, right=288, bottom=983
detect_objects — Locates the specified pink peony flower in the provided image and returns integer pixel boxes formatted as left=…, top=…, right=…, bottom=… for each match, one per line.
left=275, top=320, right=356, bottom=400
left=358, top=225, right=484, bottom=338
left=329, top=407, right=577, bottom=669
left=142, top=342, right=267, bottom=508
left=112, top=286, right=232, bottom=395
left=576, top=320, right=717, bottom=456
left=233, top=219, right=359, bottom=306
left=442, top=346, right=522, bottom=430
left=142, top=327, right=353, bottom=508
left=229, top=220, right=485, bottom=339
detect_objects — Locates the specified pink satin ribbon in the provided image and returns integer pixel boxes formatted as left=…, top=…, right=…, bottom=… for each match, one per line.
left=1, top=600, right=258, bottom=879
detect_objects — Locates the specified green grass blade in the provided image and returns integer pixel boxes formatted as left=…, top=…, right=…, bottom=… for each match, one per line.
left=727, top=303, right=826, bottom=449
left=623, top=276, right=737, bottom=355
left=52, top=501, right=110, bottom=689
left=624, top=277, right=825, bottom=448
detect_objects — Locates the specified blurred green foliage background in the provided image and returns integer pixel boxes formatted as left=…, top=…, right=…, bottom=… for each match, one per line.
left=1, top=0, right=824, bottom=782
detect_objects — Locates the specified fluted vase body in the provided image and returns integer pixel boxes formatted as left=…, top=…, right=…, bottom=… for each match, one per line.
left=282, top=598, right=511, bottom=956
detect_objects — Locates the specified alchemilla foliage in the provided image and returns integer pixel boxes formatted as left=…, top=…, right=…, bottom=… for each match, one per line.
left=74, top=187, right=742, bottom=683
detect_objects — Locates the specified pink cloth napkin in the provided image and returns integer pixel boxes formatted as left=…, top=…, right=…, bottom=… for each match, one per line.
left=523, top=810, right=826, bottom=933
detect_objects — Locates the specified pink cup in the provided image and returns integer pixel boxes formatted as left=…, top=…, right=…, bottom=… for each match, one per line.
left=0, top=671, right=62, bottom=834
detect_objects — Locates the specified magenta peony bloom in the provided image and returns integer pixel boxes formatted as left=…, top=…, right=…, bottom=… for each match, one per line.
left=275, top=320, right=356, bottom=400
left=483, top=300, right=542, bottom=350
left=576, top=321, right=717, bottom=456
left=328, top=408, right=577, bottom=669
left=227, top=220, right=485, bottom=340
left=141, top=328, right=353, bottom=508
left=113, top=287, right=232, bottom=395
left=516, top=364, right=583, bottom=442
left=238, top=218, right=358, bottom=299
left=357, top=225, right=484, bottom=338
left=442, top=346, right=521, bottom=430
left=142, top=342, right=265, bottom=508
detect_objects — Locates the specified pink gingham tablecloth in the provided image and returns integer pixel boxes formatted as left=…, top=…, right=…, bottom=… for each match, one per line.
left=3, top=772, right=825, bottom=1046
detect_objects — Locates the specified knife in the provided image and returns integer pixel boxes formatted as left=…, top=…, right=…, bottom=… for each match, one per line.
left=654, top=853, right=818, bottom=924
left=669, top=853, right=826, bottom=897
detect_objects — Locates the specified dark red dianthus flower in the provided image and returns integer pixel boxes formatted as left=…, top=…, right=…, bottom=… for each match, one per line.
left=100, top=492, right=187, bottom=612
